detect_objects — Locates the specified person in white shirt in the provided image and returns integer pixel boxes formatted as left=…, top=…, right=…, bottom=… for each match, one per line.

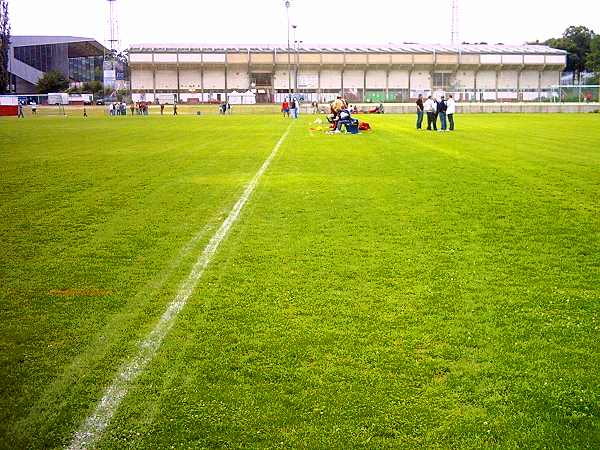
left=446, top=95, right=456, bottom=131
left=423, top=95, right=437, bottom=131
left=30, top=101, right=37, bottom=115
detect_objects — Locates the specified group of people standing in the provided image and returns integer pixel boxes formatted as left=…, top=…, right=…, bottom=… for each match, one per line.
left=107, top=102, right=128, bottom=116
left=416, top=94, right=456, bottom=131
left=219, top=102, right=232, bottom=115
left=281, top=97, right=300, bottom=119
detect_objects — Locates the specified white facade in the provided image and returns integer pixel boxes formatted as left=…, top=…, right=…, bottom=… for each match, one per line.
left=366, top=70, right=386, bottom=89
left=203, top=69, right=225, bottom=90
left=455, top=71, right=476, bottom=89
left=155, top=70, right=177, bottom=90
left=128, top=43, right=567, bottom=103
left=131, top=69, right=153, bottom=90
left=179, top=68, right=202, bottom=91
left=388, top=70, right=409, bottom=89
left=320, top=70, right=341, bottom=89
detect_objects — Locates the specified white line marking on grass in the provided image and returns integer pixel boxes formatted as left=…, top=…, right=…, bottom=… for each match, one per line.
left=68, top=123, right=292, bottom=450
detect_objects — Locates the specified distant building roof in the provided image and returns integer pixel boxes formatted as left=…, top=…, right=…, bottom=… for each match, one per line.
left=128, top=43, right=567, bottom=55
left=11, top=36, right=108, bottom=56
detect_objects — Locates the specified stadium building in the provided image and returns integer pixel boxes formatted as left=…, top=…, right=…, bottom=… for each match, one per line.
left=128, top=43, right=567, bottom=104
left=8, top=36, right=107, bottom=94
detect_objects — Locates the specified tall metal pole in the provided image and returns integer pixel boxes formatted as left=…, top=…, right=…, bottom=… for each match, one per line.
left=451, top=0, right=459, bottom=45
left=108, top=0, right=118, bottom=51
left=285, top=1, right=291, bottom=100
left=293, top=25, right=298, bottom=94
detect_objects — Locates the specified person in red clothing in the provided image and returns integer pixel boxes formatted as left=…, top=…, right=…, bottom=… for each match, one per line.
left=281, top=99, right=290, bottom=117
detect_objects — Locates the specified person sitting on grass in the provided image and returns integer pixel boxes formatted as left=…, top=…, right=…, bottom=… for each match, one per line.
left=327, top=97, right=345, bottom=130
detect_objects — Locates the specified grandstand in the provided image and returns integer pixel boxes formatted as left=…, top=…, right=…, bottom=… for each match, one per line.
left=128, top=43, right=567, bottom=104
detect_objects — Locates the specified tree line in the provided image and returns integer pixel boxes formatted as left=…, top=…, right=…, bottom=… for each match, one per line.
left=533, top=26, right=599, bottom=84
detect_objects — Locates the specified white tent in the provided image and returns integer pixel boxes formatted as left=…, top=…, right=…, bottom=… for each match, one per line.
left=228, top=90, right=256, bottom=105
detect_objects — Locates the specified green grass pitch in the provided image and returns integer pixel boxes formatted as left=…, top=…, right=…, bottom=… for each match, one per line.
left=0, top=112, right=599, bottom=449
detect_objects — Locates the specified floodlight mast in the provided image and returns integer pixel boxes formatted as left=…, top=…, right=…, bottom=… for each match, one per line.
left=285, top=1, right=292, bottom=100
left=451, top=0, right=459, bottom=45
left=107, top=0, right=119, bottom=51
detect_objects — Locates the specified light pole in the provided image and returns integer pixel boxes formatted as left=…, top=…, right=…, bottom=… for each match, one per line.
left=294, top=37, right=303, bottom=94
left=292, top=25, right=298, bottom=95
left=285, top=1, right=292, bottom=101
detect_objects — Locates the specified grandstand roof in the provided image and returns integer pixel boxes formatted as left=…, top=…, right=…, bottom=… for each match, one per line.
left=129, top=43, right=566, bottom=55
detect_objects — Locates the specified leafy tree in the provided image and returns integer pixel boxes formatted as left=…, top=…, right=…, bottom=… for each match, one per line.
left=36, top=70, right=69, bottom=93
left=116, top=88, right=129, bottom=102
left=0, top=0, right=10, bottom=94
left=82, top=80, right=103, bottom=96
left=587, top=35, right=600, bottom=76
left=546, top=26, right=595, bottom=83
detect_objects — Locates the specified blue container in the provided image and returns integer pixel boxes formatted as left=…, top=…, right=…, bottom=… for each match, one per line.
left=346, top=123, right=359, bottom=134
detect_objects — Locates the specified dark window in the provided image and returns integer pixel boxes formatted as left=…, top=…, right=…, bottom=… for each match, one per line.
left=69, top=56, right=104, bottom=82
left=250, top=73, right=272, bottom=87
left=432, top=72, right=452, bottom=89
left=14, top=44, right=58, bottom=72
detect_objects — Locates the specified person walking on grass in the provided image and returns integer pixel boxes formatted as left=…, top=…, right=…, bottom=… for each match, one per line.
left=438, top=95, right=448, bottom=131
left=173, top=103, right=178, bottom=115
left=160, top=103, right=165, bottom=115
left=31, top=101, right=37, bottom=115
left=424, top=95, right=436, bottom=131
left=447, top=95, right=456, bottom=131
left=17, top=102, right=25, bottom=118
left=416, top=94, right=424, bottom=130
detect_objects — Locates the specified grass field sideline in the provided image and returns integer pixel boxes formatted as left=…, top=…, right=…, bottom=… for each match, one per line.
left=0, top=113, right=599, bottom=448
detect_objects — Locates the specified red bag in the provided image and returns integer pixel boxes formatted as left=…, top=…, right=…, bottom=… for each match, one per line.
left=359, top=121, right=371, bottom=131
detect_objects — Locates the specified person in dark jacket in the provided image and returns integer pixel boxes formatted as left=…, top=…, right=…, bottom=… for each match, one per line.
left=437, top=95, right=448, bottom=131
left=416, top=94, right=424, bottom=130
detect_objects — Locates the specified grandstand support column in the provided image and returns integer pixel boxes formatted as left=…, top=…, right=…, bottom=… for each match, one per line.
left=318, top=67, right=322, bottom=102
left=341, top=53, right=347, bottom=97
left=409, top=55, right=415, bottom=98
left=271, top=51, right=276, bottom=103
left=152, top=67, right=156, bottom=100
left=432, top=49, right=437, bottom=92
left=495, top=67, right=500, bottom=102
left=363, top=67, right=367, bottom=102
left=200, top=62, right=204, bottom=103
left=152, top=56, right=157, bottom=101
left=538, top=70, right=543, bottom=101
left=249, top=49, right=252, bottom=84
left=385, top=64, right=390, bottom=102
left=318, top=53, right=323, bottom=102
left=517, top=64, right=524, bottom=101
left=408, top=65, right=414, bottom=100
left=176, top=54, right=181, bottom=103
left=224, top=64, right=228, bottom=102
left=429, top=70, right=433, bottom=94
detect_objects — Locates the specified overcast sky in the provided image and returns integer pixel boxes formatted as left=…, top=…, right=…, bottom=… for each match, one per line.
left=9, top=0, right=600, bottom=49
